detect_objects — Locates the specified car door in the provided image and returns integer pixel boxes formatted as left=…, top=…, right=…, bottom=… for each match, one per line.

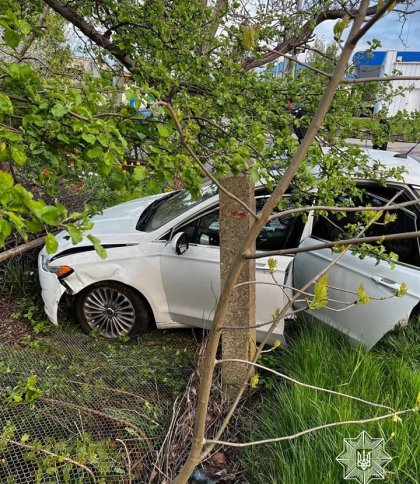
left=160, top=196, right=307, bottom=339
left=293, top=187, right=420, bottom=348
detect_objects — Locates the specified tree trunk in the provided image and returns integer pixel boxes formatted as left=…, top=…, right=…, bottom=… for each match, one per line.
left=219, top=175, right=256, bottom=398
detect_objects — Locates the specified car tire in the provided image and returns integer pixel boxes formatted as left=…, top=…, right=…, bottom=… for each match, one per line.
left=75, top=281, right=152, bottom=339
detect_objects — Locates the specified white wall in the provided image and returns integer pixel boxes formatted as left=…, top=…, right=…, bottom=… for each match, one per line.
left=378, top=50, right=420, bottom=115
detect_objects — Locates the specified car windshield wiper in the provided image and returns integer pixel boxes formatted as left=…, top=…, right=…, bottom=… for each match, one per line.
left=136, top=191, right=180, bottom=231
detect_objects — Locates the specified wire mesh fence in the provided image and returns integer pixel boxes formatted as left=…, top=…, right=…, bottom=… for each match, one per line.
left=0, top=328, right=197, bottom=483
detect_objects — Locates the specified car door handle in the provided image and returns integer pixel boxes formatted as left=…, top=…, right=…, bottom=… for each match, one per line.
left=371, top=275, right=401, bottom=290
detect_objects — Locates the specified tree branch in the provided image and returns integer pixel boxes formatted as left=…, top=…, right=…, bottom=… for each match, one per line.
left=205, top=409, right=414, bottom=448
left=215, top=358, right=396, bottom=412
left=269, top=198, right=420, bottom=222
left=245, top=229, right=420, bottom=259
left=6, top=439, right=97, bottom=482
left=42, top=0, right=135, bottom=70
left=243, top=0, right=406, bottom=70
left=18, top=6, right=50, bottom=58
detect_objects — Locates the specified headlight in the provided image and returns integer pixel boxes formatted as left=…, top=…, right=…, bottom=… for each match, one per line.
left=49, top=265, right=74, bottom=278
left=42, top=256, right=73, bottom=278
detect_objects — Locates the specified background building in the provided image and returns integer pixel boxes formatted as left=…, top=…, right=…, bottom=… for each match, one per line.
left=353, top=50, right=420, bottom=115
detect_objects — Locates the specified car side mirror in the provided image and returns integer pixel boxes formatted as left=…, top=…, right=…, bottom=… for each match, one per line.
left=171, top=232, right=189, bottom=255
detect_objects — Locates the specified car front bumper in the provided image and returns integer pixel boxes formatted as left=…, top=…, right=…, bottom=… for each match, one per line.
left=38, top=251, right=66, bottom=325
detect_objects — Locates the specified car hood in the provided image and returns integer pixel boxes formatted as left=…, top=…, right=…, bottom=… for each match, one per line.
left=47, top=192, right=167, bottom=260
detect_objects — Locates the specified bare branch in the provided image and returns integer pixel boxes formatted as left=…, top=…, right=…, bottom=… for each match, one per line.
left=205, top=409, right=414, bottom=448
left=244, top=228, right=420, bottom=259
left=215, top=358, right=396, bottom=412
left=269, top=198, right=420, bottom=221
left=266, top=49, right=420, bottom=85
left=343, top=75, right=420, bottom=84
left=116, top=439, right=132, bottom=484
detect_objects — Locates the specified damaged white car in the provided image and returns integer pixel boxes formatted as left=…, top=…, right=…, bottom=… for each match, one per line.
left=39, top=149, right=420, bottom=348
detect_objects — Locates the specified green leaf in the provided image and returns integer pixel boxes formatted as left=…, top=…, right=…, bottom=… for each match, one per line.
left=4, top=29, right=21, bottom=48
left=51, top=103, right=68, bottom=118
left=86, top=146, right=103, bottom=159
left=0, top=170, right=14, bottom=190
left=250, top=165, right=260, bottom=183
left=45, top=233, right=58, bottom=254
left=133, top=165, right=147, bottom=181
left=0, top=94, right=13, bottom=114
left=267, top=257, right=277, bottom=274
left=17, top=19, right=32, bottom=35
left=39, top=207, right=60, bottom=226
left=241, top=25, right=259, bottom=51
left=82, top=133, right=96, bottom=144
left=26, top=220, right=42, bottom=233
left=87, top=234, right=107, bottom=259
left=10, top=145, right=27, bottom=165
left=357, top=284, right=370, bottom=304
left=0, top=219, right=12, bottom=238
left=396, top=282, right=408, bottom=297
left=157, top=123, right=172, bottom=138
left=333, top=14, right=350, bottom=40
left=307, top=274, right=329, bottom=310
left=66, top=224, right=83, bottom=244
left=250, top=372, right=260, bottom=389
left=97, top=134, right=110, bottom=147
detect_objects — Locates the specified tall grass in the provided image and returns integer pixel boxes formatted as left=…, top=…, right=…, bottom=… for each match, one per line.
left=0, top=253, right=41, bottom=299
left=244, top=319, right=420, bottom=483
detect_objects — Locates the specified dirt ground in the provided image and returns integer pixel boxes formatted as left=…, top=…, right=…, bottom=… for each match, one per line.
left=0, top=296, right=36, bottom=345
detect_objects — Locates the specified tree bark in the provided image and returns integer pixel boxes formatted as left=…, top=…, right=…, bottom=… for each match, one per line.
left=220, top=175, right=256, bottom=397
left=0, top=236, right=46, bottom=264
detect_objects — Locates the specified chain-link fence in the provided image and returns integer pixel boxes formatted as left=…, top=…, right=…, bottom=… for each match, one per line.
left=0, top=328, right=196, bottom=483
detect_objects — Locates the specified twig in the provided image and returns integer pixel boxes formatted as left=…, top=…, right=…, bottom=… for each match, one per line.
left=116, top=439, right=132, bottom=484
left=66, top=379, right=151, bottom=404
left=40, top=396, right=152, bottom=448
left=244, top=228, right=420, bottom=259
left=204, top=409, right=414, bottom=447
left=7, top=439, right=97, bottom=482
left=268, top=198, right=420, bottom=221
left=215, top=358, right=396, bottom=412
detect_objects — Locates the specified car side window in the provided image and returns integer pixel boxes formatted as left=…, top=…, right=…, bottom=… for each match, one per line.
left=312, top=191, right=420, bottom=267
left=176, top=196, right=305, bottom=251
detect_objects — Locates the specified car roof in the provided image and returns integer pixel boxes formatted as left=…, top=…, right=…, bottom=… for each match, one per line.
left=358, top=148, right=420, bottom=186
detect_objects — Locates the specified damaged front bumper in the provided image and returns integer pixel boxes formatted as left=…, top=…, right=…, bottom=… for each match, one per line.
left=38, top=252, right=66, bottom=325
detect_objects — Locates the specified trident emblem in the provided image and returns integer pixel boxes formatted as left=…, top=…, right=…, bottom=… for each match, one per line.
left=357, top=449, right=372, bottom=471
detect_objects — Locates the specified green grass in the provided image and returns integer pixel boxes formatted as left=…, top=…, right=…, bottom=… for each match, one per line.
left=244, top=319, right=420, bottom=483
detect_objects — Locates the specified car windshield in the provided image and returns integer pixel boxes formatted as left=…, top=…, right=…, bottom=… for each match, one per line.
left=138, top=185, right=218, bottom=232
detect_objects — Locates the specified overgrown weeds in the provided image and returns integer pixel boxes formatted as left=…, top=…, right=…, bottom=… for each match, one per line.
left=244, top=318, right=420, bottom=483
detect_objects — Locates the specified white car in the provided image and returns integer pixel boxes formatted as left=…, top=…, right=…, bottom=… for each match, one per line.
left=38, top=149, right=420, bottom=348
